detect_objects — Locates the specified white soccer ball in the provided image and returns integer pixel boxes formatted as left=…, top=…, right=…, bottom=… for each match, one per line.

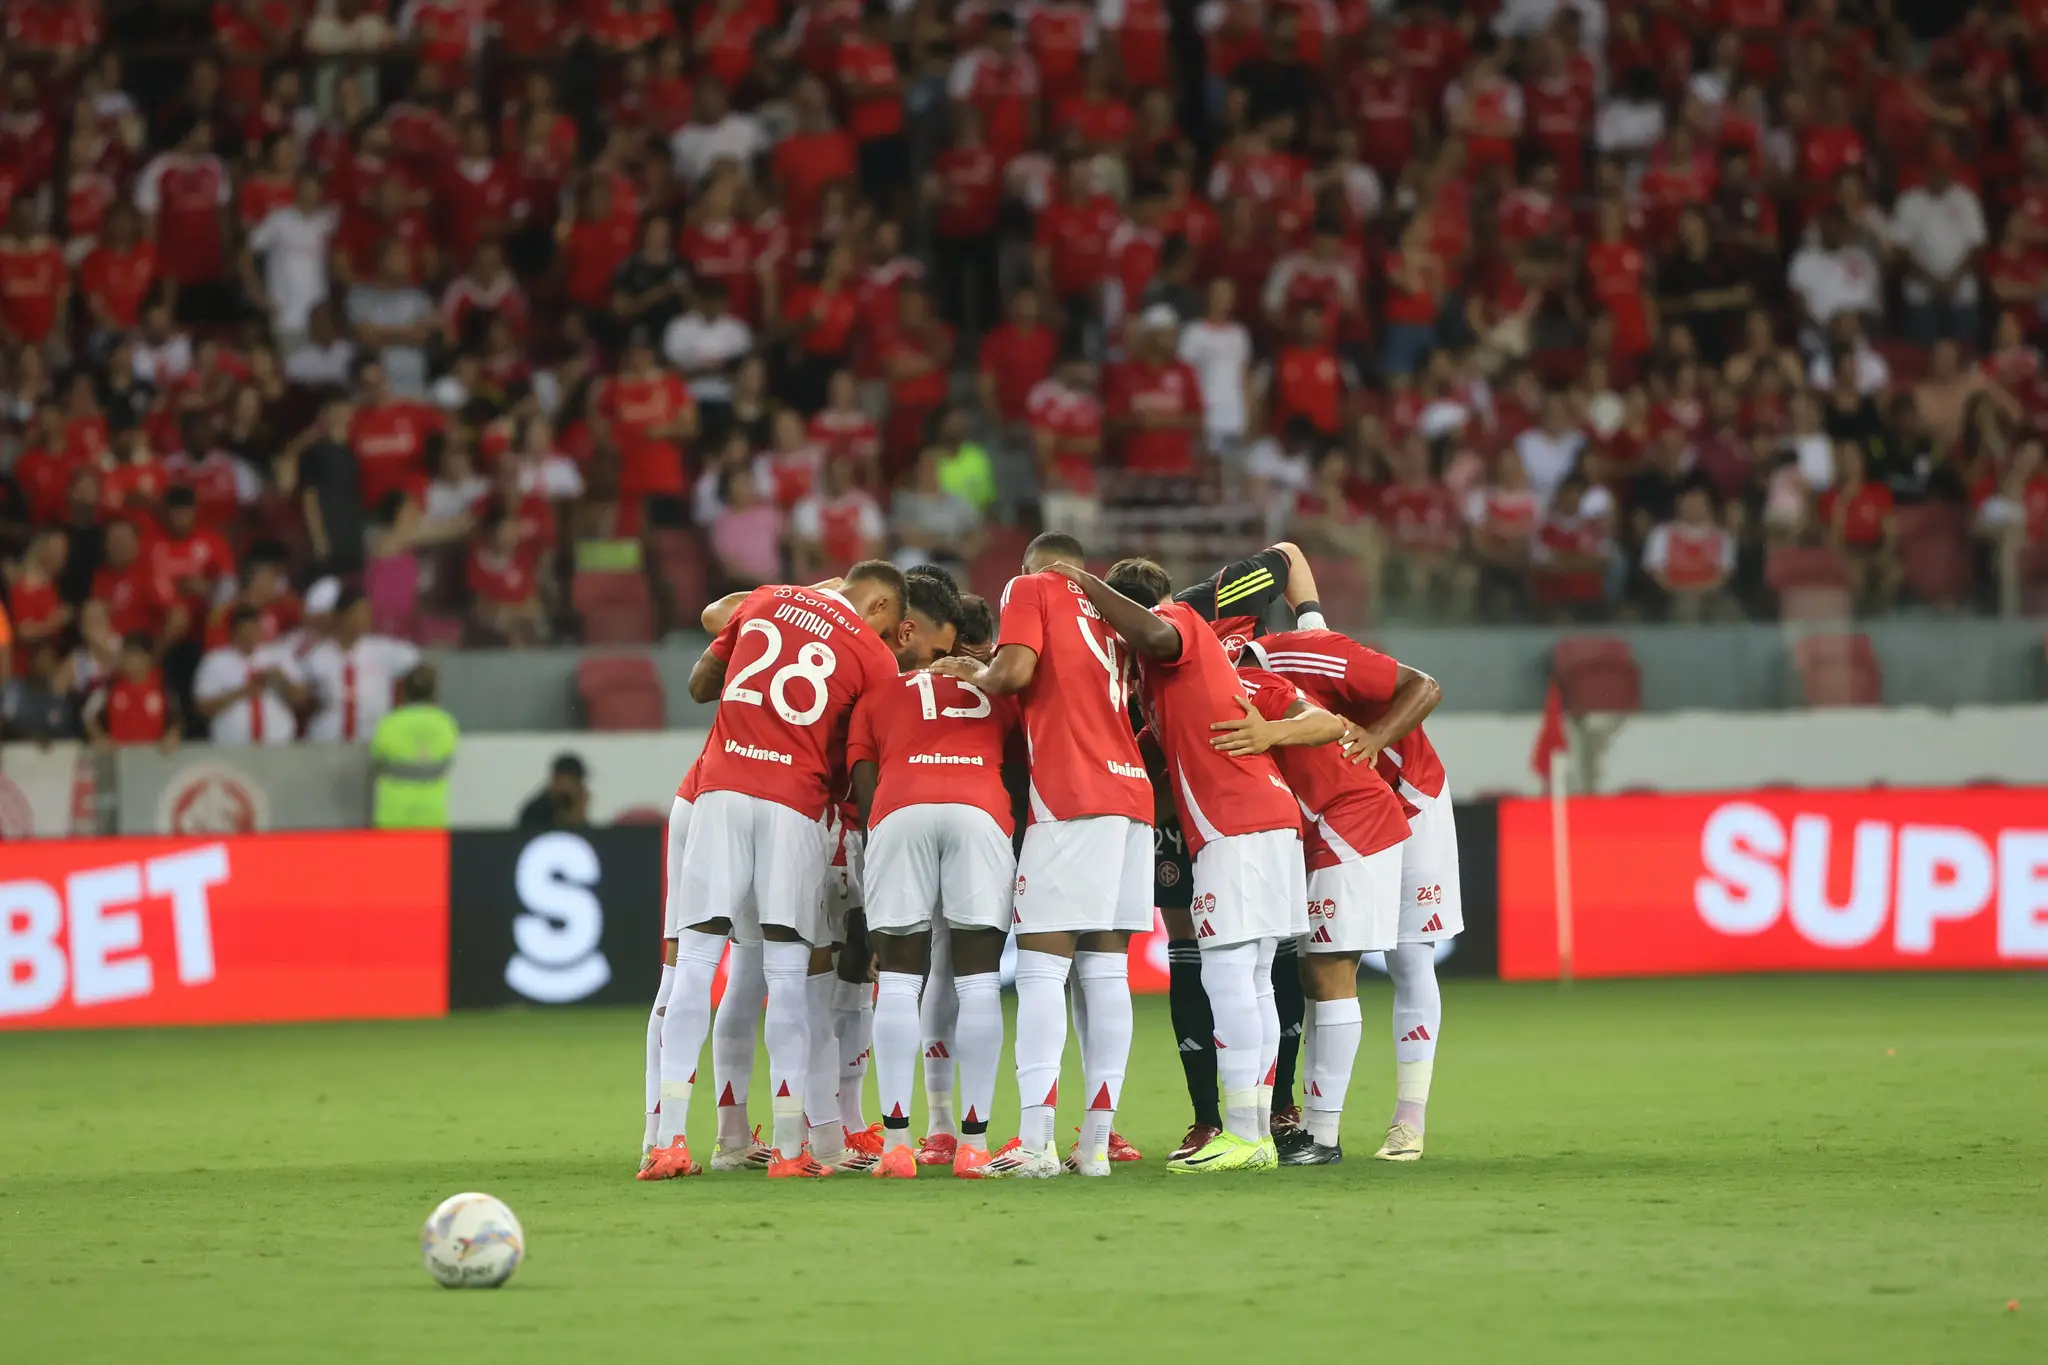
left=420, top=1192, right=525, bottom=1289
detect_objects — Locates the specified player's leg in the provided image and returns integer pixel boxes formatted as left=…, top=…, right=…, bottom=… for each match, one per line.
left=1163, top=905, right=1222, bottom=1159
left=948, top=926, right=1006, bottom=1176
left=1068, top=817, right=1152, bottom=1171
left=1268, top=938, right=1307, bottom=1134
left=834, top=834, right=881, bottom=1158
left=1170, top=835, right=1270, bottom=1173
left=805, top=944, right=848, bottom=1165
left=710, top=939, right=768, bottom=1168
left=869, top=927, right=929, bottom=1179
left=1252, top=934, right=1280, bottom=1141
left=751, top=798, right=833, bottom=1177
left=917, top=909, right=960, bottom=1164
left=1379, top=791, right=1462, bottom=1162
left=1292, top=951, right=1363, bottom=1167
left=645, top=939, right=676, bottom=1156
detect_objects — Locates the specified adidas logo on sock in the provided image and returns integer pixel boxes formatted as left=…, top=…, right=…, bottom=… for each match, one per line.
left=925, top=1042, right=950, bottom=1059
left=1419, top=914, right=1443, bottom=934
left=1400, top=1025, right=1432, bottom=1043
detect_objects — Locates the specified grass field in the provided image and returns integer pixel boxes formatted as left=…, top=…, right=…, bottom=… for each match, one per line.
left=3, top=975, right=2046, bottom=1363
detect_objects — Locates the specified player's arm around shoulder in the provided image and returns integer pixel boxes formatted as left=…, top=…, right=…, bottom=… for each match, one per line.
left=1211, top=671, right=1347, bottom=756
left=1044, top=561, right=1182, bottom=661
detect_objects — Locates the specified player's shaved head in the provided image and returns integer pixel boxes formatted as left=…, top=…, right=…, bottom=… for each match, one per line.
left=1023, top=531, right=1086, bottom=574
left=894, top=565, right=962, bottom=669
left=1106, top=557, right=1173, bottom=606
left=842, top=559, right=908, bottom=636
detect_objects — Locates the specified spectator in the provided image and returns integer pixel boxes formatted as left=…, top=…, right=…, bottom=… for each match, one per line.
left=346, top=241, right=436, bottom=397
left=1381, top=216, right=1446, bottom=379
left=1179, top=277, right=1253, bottom=456
left=82, top=631, right=176, bottom=749
left=192, top=603, right=306, bottom=744
left=294, top=400, right=363, bottom=577
left=1028, top=350, right=1104, bottom=544
left=1513, top=391, right=1588, bottom=510
left=241, top=170, right=339, bottom=349
left=465, top=511, right=546, bottom=646
left=891, top=444, right=983, bottom=574
left=977, top=287, right=1059, bottom=433
left=284, top=303, right=356, bottom=388
left=133, top=116, right=232, bottom=323
left=1817, top=442, right=1897, bottom=615
left=1888, top=139, right=1986, bottom=346
left=1378, top=434, right=1465, bottom=617
left=1531, top=468, right=1616, bottom=621
left=0, top=198, right=67, bottom=359
left=610, top=216, right=693, bottom=353
left=517, top=752, right=590, bottom=831
left=1914, top=339, right=2011, bottom=452
left=790, top=456, right=886, bottom=579
left=928, top=406, right=997, bottom=517
left=5, top=529, right=72, bottom=673
left=1643, top=485, right=1737, bottom=622
left=1, top=640, right=75, bottom=742
left=1464, top=448, right=1540, bottom=618
left=709, top=463, right=784, bottom=589
left=662, top=279, right=754, bottom=434
left=1659, top=207, right=1751, bottom=366
left=1106, top=304, right=1204, bottom=479
left=1789, top=209, right=1883, bottom=345
left=1243, top=416, right=1321, bottom=544
left=781, top=243, right=860, bottom=414
left=669, top=78, right=767, bottom=187
left=877, top=285, right=954, bottom=469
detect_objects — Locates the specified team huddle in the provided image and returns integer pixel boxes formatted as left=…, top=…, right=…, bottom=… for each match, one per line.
left=640, top=533, right=1458, bottom=1178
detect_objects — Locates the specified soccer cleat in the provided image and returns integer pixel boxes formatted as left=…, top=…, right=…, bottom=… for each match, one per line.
left=1273, top=1126, right=1316, bottom=1162
left=1166, top=1131, right=1264, bottom=1174
left=829, top=1144, right=879, bottom=1173
left=1269, top=1105, right=1303, bottom=1136
left=951, top=1144, right=998, bottom=1179
left=1280, top=1140, right=1344, bottom=1166
left=975, top=1137, right=1064, bottom=1179
left=844, top=1122, right=886, bottom=1158
left=1168, top=1124, right=1222, bottom=1162
left=871, top=1146, right=917, bottom=1179
left=1107, top=1130, right=1142, bottom=1163
left=1374, top=1122, right=1425, bottom=1162
left=1064, top=1142, right=1112, bottom=1177
left=1251, top=1136, right=1279, bottom=1170
left=915, top=1133, right=959, bottom=1166
left=710, top=1126, right=773, bottom=1172
left=765, top=1146, right=836, bottom=1179
left=637, top=1136, right=702, bottom=1180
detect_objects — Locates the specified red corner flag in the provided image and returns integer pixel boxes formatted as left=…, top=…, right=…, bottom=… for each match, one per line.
left=1531, top=680, right=1568, bottom=787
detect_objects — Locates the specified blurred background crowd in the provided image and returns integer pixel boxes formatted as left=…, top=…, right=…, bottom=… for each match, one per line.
left=3, top=0, right=2048, bottom=744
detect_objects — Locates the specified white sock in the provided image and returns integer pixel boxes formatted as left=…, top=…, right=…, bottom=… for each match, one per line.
left=1074, top=950, right=1131, bottom=1160
left=760, top=940, right=813, bottom=1155
left=873, top=971, right=921, bottom=1150
left=655, top=932, right=725, bottom=1146
left=953, top=971, right=1002, bottom=1150
left=920, top=927, right=959, bottom=1137
left=644, top=963, right=674, bottom=1149
left=1200, top=940, right=1262, bottom=1143
left=1305, top=995, right=1362, bottom=1146
left=712, top=940, right=763, bottom=1148
left=1387, top=942, right=1441, bottom=1130
left=1012, top=950, right=1070, bottom=1151
left=835, top=978, right=873, bottom=1131
left=1253, top=937, right=1279, bottom=1138
left=805, top=970, right=844, bottom=1157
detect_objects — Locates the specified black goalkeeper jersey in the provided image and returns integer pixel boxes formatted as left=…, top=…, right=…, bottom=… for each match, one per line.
left=1172, top=546, right=1292, bottom=650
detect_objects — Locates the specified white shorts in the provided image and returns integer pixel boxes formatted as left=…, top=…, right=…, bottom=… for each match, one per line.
left=863, top=803, right=1017, bottom=934
left=1302, top=844, right=1403, bottom=956
left=1012, top=815, right=1153, bottom=935
left=823, top=822, right=863, bottom=945
left=1399, top=785, right=1464, bottom=945
left=675, top=789, right=829, bottom=947
left=1191, top=827, right=1309, bottom=948
left=662, top=794, right=693, bottom=938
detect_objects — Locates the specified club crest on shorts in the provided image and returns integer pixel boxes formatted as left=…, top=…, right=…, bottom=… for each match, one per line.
left=1158, top=862, right=1181, bottom=886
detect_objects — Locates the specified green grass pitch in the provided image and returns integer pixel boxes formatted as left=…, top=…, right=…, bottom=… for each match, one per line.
left=3, top=975, right=2045, bottom=1363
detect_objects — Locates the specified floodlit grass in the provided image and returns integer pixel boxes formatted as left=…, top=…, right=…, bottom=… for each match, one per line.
left=2, top=976, right=2044, bottom=1363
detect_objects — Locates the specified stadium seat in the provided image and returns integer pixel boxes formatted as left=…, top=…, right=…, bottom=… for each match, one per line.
left=572, top=570, right=656, bottom=645
left=648, top=530, right=709, bottom=632
left=1765, top=545, right=1852, bottom=621
left=1552, top=636, right=1642, bottom=714
left=1792, top=633, right=1883, bottom=707
left=575, top=655, right=666, bottom=731
left=1896, top=505, right=1975, bottom=607
left=968, top=526, right=1033, bottom=597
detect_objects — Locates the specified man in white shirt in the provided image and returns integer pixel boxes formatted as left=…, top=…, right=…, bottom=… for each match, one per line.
left=1513, top=393, right=1587, bottom=510
left=661, top=280, right=754, bottom=408
left=1888, top=144, right=1986, bottom=346
left=669, top=78, right=769, bottom=185
left=242, top=173, right=340, bottom=348
left=1179, top=278, right=1252, bottom=454
left=193, top=606, right=309, bottom=745
left=301, top=587, right=422, bottom=743
left=1788, top=210, right=1883, bottom=346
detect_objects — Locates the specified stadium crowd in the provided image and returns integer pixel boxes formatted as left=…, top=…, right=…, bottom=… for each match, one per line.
left=4, top=0, right=2048, bottom=744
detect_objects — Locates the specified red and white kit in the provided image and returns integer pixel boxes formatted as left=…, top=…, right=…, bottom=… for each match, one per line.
left=847, top=670, right=1021, bottom=934
left=996, top=570, right=1154, bottom=934
left=663, top=759, right=707, bottom=939
left=1136, top=601, right=1307, bottom=946
left=1255, top=629, right=1462, bottom=944
left=1238, top=666, right=1410, bottom=955
left=679, top=585, right=900, bottom=945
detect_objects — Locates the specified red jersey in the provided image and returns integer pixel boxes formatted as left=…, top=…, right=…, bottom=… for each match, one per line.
left=772, top=130, right=856, bottom=237
left=1819, top=483, right=1893, bottom=548
left=7, top=576, right=64, bottom=672
left=1025, top=2, right=1093, bottom=104
left=350, top=402, right=441, bottom=509
left=1026, top=379, right=1103, bottom=494
left=1269, top=344, right=1346, bottom=436
left=948, top=48, right=1039, bottom=164
left=561, top=215, right=636, bottom=310
left=1237, top=666, right=1408, bottom=868
left=0, top=237, right=65, bottom=343
left=836, top=35, right=905, bottom=141
left=1106, top=359, right=1202, bottom=475
left=1132, top=601, right=1298, bottom=855
left=678, top=219, right=763, bottom=322
left=136, top=154, right=229, bottom=284
left=78, top=242, right=157, bottom=330
left=930, top=145, right=1002, bottom=239
left=150, top=526, right=236, bottom=608
left=846, top=671, right=1021, bottom=834
left=995, top=570, right=1151, bottom=825
left=92, top=560, right=175, bottom=639
left=699, top=584, right=901, bottom=819
left=1034, top=193, right=1121, bottom=298
left=103, top=672, right=170, bottom=744
left=602, top=371, right=694, bottom=497
left=1104, top=0, right=1169, bottom=88
left=979, top=322, right=1059, bottom=422
left=1377, top=483, right=1459, bottom=554
left=1256, top=628, right=1445, bottom=805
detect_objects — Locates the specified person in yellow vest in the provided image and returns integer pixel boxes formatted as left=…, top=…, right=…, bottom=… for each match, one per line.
left=369, top=663, right=459, bottom=828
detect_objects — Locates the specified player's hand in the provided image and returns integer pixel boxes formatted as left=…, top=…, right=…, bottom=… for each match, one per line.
left=1210, top=694, right=1278, bottom=755
left=1340, top=722, right=1382, bottom=764
left=1040, top=560, right=1083, bottom=583
left=927, top=655, right=982, bottom=681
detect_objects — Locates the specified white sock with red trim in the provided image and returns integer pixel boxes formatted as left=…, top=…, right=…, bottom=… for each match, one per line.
left=1386, top=942, right=1441, bottom=1131
left=1200, top=940, right=1262, bottom=1143
left=953, top=972, right=1002, bottom=1151
left=759, top=940, right=812, bottom=1155
left=805, top=969, right=844, bottom=1159
left=1305, top=996, right=1361, bottom=1147
left=1253, top=937, right=1280, bottom=1138
left=1074, top=950, right=1131, bottom=1161
left=656, top=932, right=725, bottom=1147
left=835, top=979, right=873, bottom=1132
left=1012, top=950, right=1070, bottom=1151
left=873, top=971, right=921, bottom=1151
left=644, top=963, right=674, bottom=1150
left=712, top=941, right=763, bottom=1150
left=921, top=928, right=959, bottom=1137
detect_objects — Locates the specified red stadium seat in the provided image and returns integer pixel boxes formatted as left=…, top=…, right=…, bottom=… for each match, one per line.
left=576, top=655, right=666, bottom=732
left=1894, top=504, right=1974, bottom=607
left=1551, top=636, right=1642, bottom=714
left=1765, top=545, right=1853, bottom=621
left=649, top=530, right=710, bottom=631
left=1792, top=633, right=1883, bottom=707
left=572, top=570, right=656, bottom=645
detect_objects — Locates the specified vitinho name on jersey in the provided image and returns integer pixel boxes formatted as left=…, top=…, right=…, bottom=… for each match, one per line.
left=773, top=603, right=835, bottom=638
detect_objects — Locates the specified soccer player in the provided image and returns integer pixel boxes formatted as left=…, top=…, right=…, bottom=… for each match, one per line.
left=1159, top=543, right=1328, bottom=1158
left=1248, top=628, right=1449, bottom=1161
left=1049, top=556, right=1308, bottom=1173
left=1211, top=663, right=1414, bottom=1164
left=847, top=591, right=1019, bottom=1179
left=929, top=533, right=1154, bottom=1178
left=641, top=561, right=905, bottom=1180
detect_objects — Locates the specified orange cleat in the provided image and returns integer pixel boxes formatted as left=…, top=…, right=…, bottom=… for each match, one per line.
left=844, top=1123, right=885, bottom=1158
left=765, top=1145, right=836, bottom=1179
left=871, top=1146, right=917, bottom=1179
left=915, top=1132, right=959, bottom=1166
left=1108, top=1130, right=1143, bottom=1162
left=951, top=1143, right=997, bottom=1179
left=637, top=1136, right=702, bottom=1180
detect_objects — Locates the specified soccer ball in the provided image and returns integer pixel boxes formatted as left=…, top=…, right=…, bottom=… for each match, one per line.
left=420, top=1192, right=525, bottom=1289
